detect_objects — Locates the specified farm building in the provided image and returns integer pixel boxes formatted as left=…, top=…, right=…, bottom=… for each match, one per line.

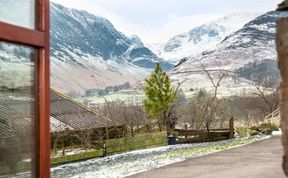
left=50, top=90, right=124, bottom=132
left=0, top=87, right=125, bottom=174
left=0, top=87, right=125, bottom=146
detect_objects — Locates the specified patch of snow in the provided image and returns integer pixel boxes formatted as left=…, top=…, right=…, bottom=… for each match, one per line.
left=50, top=116, right=74, bottom=132
left=272, top=129, right=282, bottom=136
left=150, top=13, right=260, bottom=64
left=51, top=136, right=265, bottom=178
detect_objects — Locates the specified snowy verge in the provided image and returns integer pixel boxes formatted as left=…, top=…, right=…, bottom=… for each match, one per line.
left=272, top=129, right=282, bottom=136
left=51, top=135, right=269, bottom=178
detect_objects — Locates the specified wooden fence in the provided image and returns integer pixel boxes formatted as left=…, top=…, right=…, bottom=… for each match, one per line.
left=51, top=132, right=167, bottom=165
left=175, top=118, right=234, bottom=144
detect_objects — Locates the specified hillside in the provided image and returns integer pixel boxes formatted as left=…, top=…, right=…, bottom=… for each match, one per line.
left=149, top=13, right=259, bottom=64
left=170, top=11, right=287, bottom=96
left=50, top=3, right=172, bottom=94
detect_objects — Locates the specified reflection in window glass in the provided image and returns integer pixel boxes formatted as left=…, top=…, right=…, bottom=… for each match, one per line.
left=0, top=41, right=35, bottom=177
left=0, top=0, right=35, bottom=29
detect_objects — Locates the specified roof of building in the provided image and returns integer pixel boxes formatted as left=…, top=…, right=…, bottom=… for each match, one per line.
left=0, top=88, right=120, bottom=141
left=50, top=90, right=118, bottom=130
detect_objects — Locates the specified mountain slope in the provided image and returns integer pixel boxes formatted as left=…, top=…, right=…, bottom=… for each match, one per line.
left=171, top=11, right=287, bottom=96
left=50, top=3, right=172, bottom=94
left=51, top=3, right=172, bottom=69
left=150, top=13, right=259, bottom=64
left=173, top=11, right=286, bottom=72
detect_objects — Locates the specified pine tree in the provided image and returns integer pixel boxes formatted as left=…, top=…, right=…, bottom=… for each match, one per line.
left=143, top=63, right=176, bottom=135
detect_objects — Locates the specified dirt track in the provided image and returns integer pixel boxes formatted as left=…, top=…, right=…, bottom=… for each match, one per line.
left=129, top=136, right=287, bottom=178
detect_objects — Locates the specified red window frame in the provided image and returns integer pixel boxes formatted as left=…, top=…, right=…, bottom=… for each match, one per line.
left=0, top=0, right=50, bottom=177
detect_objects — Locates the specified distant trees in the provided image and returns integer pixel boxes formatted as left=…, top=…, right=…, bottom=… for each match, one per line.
left=143, top=63, right=177, bottom=135
left=236, top=59, right=280, bottom=84
left=85, top=82, right=130, bottom=97
left=95, top=101, right=148, bottom=137
left=236, top=60, right=279, bottom=115
left=175, top=62, right=231, bottom=133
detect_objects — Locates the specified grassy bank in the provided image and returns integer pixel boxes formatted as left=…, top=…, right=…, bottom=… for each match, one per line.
left=105, top=131, right=167, bottom=153
left=51, top=132, right=167, bottom=166
left=162, top=136, right=265, bottom=159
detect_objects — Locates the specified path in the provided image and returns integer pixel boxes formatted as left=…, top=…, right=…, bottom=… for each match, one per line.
left=129, top=136, right=286, bottom=178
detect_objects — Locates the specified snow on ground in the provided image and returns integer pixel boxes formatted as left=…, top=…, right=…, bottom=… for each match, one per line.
left=272, top=129, right=282, bottom=136
left=51, top=148, right=95, bottom=158
left=51, top=136, right=266, bottom=178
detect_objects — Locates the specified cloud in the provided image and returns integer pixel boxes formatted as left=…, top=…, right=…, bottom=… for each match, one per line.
left=133, top=14, right=223, bottom=44
left=160, top=14, right=223, bottom=42
left=50, top=0, right=224, bottom=43
left=50, top=0, right=279, bottom=44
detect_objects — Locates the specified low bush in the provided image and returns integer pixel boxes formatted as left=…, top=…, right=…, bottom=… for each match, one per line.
left=258, top=123, right=279, bottom=135
left=171, top=131, right=179, bottom=138
left=246, top=123, right=279, bottom=135
left=249, top=126, right=260, bottom=136
left=235, top=127, right=253, bottom=137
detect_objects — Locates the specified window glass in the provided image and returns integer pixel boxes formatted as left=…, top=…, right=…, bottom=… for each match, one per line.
left=0, top=41, right=35, bottom=177
left=0, top=0, right=35, bottom=29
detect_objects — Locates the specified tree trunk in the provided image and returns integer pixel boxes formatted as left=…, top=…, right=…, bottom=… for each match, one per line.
left=131, top=126, right=134, bottom=137
left=163, top=110, right=172, bottom=136
left=276, top=17, right=288, bottom=176
left=206, top=122, right=211, bottom=139
left=157, top=118, right=162, bottom=131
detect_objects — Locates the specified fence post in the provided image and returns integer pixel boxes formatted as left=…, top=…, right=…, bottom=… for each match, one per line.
left=103, top=141, right=106, bottom=157
left=229, top=117, right=234, bottom=139
left=184, top=124, right=188, bottom=139
left=105, top=127, right=109, bottom=140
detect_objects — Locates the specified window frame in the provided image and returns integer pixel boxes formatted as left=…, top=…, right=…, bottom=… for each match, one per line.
left=0, top=0, right=50, bottom=177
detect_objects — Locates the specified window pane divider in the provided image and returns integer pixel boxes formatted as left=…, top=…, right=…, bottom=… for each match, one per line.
left=0, top=21, right=45, bottom=47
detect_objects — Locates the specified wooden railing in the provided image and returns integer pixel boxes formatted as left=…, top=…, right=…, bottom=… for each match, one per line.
left=175, top=118, right=234, bottom=144
left=264, top=108, right=280, bottom=124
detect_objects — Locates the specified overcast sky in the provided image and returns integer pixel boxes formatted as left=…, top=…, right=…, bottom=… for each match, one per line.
left=51, top=0, right=282, bottom=43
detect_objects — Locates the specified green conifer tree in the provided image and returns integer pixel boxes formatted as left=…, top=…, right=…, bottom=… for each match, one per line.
left=144, top=63, right=176, bottom=134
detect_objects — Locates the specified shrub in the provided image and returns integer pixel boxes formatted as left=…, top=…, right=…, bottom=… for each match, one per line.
left=249, top=126, right=260, bottom=136
left=171, top=131, right=179, bottom=138
left=236, top=127, right=252, bottom=137
left=258, top=123, right=279, bottom=135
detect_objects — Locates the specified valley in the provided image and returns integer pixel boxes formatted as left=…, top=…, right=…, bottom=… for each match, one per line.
left=46, top=3, right=285, bottom=105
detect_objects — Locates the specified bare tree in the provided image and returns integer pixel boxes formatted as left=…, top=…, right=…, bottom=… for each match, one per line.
left=253, top=82, right=279, bottom=115
left=93, top=100, right=148, bottom=137
left=177, top=90, right=231, bottom=133
left=200, top=63, right=227, bottom=98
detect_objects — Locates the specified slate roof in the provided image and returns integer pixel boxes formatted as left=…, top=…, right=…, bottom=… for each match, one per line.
left=50, top=90, right=116, bottom=130
left=0, top=88, right=120, bottom=142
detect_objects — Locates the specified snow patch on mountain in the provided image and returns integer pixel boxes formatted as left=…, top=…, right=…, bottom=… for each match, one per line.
left=149, top=13, right=260, bottom=64
left=50, top=3, right=172, bottom=94
left=170, top=11, right=287, bottom=97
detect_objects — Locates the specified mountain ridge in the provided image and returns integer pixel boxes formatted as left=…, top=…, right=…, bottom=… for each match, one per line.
left=149, top=13, right=260, bottom=64
left=50, top=3, right=173, bottom=94
left=170, top=11, right=286, bottom=97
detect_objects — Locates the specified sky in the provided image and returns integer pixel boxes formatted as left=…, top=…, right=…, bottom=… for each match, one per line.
left=51, top=0, right=282, bottom=44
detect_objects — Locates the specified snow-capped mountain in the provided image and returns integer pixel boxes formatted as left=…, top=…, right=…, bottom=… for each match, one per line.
left=173, top=11, right=286, bottom=72
left=150, top=13, right=260, bottom=64
left=50, top=3, right=172, bottom=93
left=170, top=11, right=287, bottom=97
